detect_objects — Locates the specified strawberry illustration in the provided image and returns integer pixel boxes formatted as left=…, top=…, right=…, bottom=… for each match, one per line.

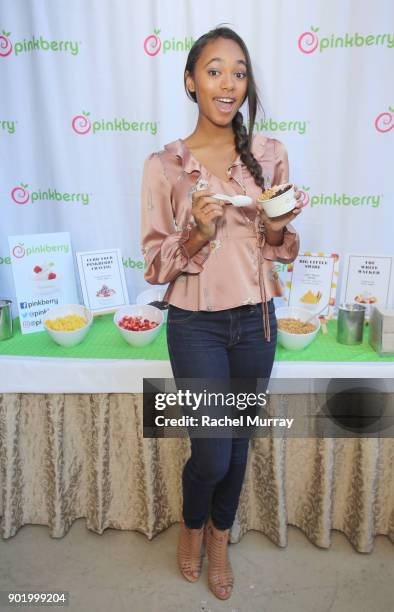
left=48, top=272, right=56, bottom=280
left=33, top=265, right=42, bottom=273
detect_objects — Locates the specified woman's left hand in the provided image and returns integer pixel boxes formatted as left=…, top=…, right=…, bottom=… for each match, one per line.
left=258, top=185, right=304, bottom=232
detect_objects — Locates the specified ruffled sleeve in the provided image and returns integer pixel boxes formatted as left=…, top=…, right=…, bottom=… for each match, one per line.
left=260, top=138, right=300, bottom=264
left=140, top=153, right=211, bottom=285
left=261, top=223, right=300, bottom=263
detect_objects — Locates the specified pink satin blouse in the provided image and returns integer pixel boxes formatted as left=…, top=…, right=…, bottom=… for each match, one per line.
left=140, top=133, right=300, bottom=340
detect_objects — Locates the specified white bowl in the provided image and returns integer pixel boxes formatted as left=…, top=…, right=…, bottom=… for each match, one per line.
left=275, top=306, right=321, bottom=350
left=114, top=304, right=163, bottom=347
left=136, top=286, right=169, bottom=322
left=258, top=183, right=296, bottom=218
left=43, top=304, right=93, bottom=347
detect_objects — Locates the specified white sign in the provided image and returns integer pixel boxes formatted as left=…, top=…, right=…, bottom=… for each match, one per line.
left=340, top=254, right=394, bottom=317
left=76, top=248, right=129, bottom=314
left=285, top=252, right=339, bottom=316
left=8, top=232, right=78, bottom=334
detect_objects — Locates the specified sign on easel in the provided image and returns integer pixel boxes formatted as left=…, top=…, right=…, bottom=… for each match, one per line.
left=340, top=253, right=394, bottom=317
left=284, top=252, right=340, bottom=317
left=8, top=232, right=78, bottom=334
left=76, top=248, right=129, bottom=314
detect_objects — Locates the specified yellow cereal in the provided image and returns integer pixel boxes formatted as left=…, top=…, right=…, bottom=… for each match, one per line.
left=277, top=317, right=316, bottom=334
left=45, top=314, right=87, bottom=331
left=257, top=187, right=276, bottom=201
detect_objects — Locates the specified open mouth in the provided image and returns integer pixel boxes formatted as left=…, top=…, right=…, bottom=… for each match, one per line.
left=213, top=97, right=236, bottom=114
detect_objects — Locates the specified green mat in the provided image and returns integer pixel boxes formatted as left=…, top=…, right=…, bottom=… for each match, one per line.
left=0, top=316, right=393, bottom=362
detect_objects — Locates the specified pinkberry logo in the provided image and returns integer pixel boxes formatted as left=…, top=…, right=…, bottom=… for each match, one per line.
left=300, top=186, right=382, bottom=209
left=375, top=107, right=394, bottom=133
left=143, top=29, right=195, bottom=55
left=298, top=26, right=319, bottom=54
left=0, top=29, right=80, bottom=57
left=0, top=30, right=12, bottom=56
left=144, top=29, right=162, bottom=56
left=11, top=183, right=90, bottom=205
left=72, top=111, right=91, bottom=135
left=72, top=110, right=158, bottom=135
left=12, top=183, right=30, bottom=204
left=298, top=25, right=394, bottom=54
left=298, top=186, right=310, bottom=206
left=12, top=243, right=26, bottom=258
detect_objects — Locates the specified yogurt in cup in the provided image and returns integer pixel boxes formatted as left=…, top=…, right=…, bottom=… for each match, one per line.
left=257, top=183, right=297, bottom=218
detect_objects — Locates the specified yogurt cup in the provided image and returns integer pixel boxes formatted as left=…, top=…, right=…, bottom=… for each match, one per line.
left=257, top=183, right=296, bottom=218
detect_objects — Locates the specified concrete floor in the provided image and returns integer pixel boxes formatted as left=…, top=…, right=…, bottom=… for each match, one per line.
left=0, top=520, right=393, bottom=612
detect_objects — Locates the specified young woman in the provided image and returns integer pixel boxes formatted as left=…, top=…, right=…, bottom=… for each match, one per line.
left=140, top=26, right=302, bottom=600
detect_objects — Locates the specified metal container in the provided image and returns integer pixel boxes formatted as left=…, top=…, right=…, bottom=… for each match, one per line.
left=0, top=299, right=13, bottom=340
left=369, top=306, right=394, bottom=355
left=337, top=303, right=366, bottom=345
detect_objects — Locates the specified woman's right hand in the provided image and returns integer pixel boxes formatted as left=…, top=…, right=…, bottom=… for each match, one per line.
left=191, top=189, right=225, bottom=239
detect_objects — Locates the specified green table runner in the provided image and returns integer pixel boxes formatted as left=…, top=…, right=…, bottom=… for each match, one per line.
left=0, top=316, right=393, bottom=362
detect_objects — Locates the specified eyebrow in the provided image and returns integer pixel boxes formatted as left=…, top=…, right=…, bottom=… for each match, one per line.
left=204, top=57, right=247, bottom=68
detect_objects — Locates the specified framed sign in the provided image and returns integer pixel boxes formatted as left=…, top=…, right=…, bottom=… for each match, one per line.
left=284, top=252, right=340, bottom=317
left=340, top=254, right=394, bottom=317
left=76, top=248, right=129, bottom=314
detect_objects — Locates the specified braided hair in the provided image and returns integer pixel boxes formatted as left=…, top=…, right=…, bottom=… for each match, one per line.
left=184, top=25, right=265, bottom=190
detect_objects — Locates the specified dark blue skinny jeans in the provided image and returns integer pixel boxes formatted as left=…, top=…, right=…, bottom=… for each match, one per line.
left=166, top=300, right=277, bottom=530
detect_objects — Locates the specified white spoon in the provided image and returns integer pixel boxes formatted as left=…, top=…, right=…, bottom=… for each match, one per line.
left=212, top=193, right=253, bottom=207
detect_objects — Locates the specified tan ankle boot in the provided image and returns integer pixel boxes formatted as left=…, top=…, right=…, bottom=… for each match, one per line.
left=205, top=517, right=234, bottom=600
left=177, top=520, right=206, bottom=582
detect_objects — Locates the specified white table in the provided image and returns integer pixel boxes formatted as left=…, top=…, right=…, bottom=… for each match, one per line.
left=1, top=355, right=394, bottom=393
left=1, top=354, right=393, bottom=552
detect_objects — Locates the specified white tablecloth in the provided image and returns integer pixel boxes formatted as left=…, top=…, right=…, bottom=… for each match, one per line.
left=1, top=355, right=393, bottom=393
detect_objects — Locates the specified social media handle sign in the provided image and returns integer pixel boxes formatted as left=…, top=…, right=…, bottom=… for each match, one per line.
left=8, top=232, right=78, bottom=334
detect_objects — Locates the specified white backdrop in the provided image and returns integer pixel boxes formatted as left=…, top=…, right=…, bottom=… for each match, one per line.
left=1, top=0, right=393, bottom=316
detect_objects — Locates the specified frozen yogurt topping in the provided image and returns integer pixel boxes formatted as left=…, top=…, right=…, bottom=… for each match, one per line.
left=258, top=184, right=292, bottom=202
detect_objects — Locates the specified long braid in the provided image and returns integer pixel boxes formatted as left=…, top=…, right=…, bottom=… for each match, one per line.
left=183, top=26, right=266, bottom=190
left=232, top=111, right=265, bottom=190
